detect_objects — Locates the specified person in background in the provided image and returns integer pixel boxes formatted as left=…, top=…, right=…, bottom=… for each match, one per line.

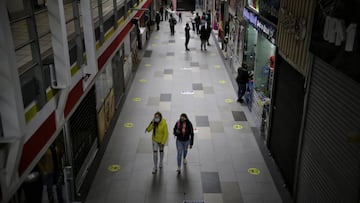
left=145, top=112, right=169, bottom=174
left=173, top=113, right=194, bottom=174
left=165, top=8, right=169, bottom=21
left=195, top=12, right=201, bottom=34
left=38, top=143, right=64, bottom=203
left=160, top=6, right=164, bottom=21
left=169, top=14, right=177, bottom=35
left=191, top=11, right=196, bottom=31
left=155, top=11, right=161, bottom=30
left=236, top=63, right=251, bottom=103
left=206, top=23, right=212, bottom=46
left=178, top=11, right=182, bottom=23
left=185, top=23, right=191, bottom=51
left=200, top=24, right=207, bottom=51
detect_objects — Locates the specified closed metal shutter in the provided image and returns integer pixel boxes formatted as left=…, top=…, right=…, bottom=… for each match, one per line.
left=68, top=86, right=98, bottom=189
left=296, top=57, right=360, bottom=202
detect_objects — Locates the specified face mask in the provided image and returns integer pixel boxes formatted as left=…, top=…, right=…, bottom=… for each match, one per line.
left=154, top=118, right=160, bottom=123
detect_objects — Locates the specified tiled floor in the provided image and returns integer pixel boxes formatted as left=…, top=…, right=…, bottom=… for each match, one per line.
left=86, top=13, right=283, bottom=203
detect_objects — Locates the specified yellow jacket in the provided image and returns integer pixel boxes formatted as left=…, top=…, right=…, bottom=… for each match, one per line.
left=146, top=118, right=169, bottom=145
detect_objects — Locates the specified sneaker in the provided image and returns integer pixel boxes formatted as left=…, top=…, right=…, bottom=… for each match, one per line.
left=176, top=167, right=181, bottom=174
left=183, top=158, right=187, bottom=165
left=159, top=162, right=163, bottom=168
left=152, top=167, right=157, bottom=174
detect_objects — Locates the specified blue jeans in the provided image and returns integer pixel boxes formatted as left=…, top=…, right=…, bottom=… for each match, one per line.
left=176, top=139, right=190, bottom=167
left=238, top=83, right=247, bottom=100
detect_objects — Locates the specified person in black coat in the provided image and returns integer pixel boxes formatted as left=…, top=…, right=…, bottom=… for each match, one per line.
left=155, top=11, right=161, bottom=30
left=159, top=6, right=164, bottom=21
left=185, top=23, right=191, bottom=51
left=236, top=63, right=252, bottom=103
left=195, top=12, right=201, bottom=34
left=173, top=113, right=194, bottom=173
left=169, top=14, right=177, bottom=35
left=200, top=25, right=207, bottom=51
left=206, top=23, right=212, bottom=46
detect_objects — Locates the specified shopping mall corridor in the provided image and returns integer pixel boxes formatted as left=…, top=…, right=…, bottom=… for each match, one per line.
left=85, top=12, right=282, bottom=203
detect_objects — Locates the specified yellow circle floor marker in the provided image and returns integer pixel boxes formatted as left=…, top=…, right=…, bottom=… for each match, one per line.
left=219, top=80, right=226, bottom=84
left=139, top=79, right=147, bottom=83
left=248, top=168, right=261, bottom=175
left=233, top=124, right=243, bottom=130
left=132, top=97, right=141, bottom=102
left=145, top=64, right=152, bottom=67
left=214, top=65, right=221, bottom=69
left=124, top=122, right=134, bottom=128
left=108, top=164, right=120, bottom=172
left=225, top=99, right=234, bottom=103
left=152, top=43, right=157, bottom=46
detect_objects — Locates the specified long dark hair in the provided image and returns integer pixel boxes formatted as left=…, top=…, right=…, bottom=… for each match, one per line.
left=155, top=111, right=162, bottom=119
left=180, top=113, right=188, bottom=120
left=154, top=111, right=162, bottom=127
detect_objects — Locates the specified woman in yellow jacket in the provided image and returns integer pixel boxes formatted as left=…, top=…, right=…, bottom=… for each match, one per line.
left=145, top=111, right=169, bottom=174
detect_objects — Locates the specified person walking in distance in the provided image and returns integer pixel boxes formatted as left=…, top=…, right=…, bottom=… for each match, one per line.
left=195, top=12, right=201, bottom=34
left=178, top=11, right=182, bottom=23
left=173, top=113, right=194, bottom=174
left=155, top=11, right=161, bottom=30
left=206, top=23, right=212, bottom=46
left=169, top=14, right=177, bottom=35
left=200, top=24, right=207, bottom=51
left=160, top=6, right=164, bottom=21
left=185, top=23, right=191, bottom=51
left=145, top=112, right=169, bottom=174
left=165, top=8, right=169, bottom=21
left=236, top=63, right=251, bottom=103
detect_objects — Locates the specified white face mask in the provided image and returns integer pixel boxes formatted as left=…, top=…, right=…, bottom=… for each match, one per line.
left=154, top=118, right=160, bottom=122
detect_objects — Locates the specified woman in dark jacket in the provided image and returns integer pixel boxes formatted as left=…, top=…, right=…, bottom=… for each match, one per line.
left=173, top=113, right=194, bottom=173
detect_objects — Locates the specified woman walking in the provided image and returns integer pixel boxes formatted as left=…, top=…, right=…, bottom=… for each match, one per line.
left=145, top=112, right=169, bottom=174
left=173, top=113, right=194, bottom=174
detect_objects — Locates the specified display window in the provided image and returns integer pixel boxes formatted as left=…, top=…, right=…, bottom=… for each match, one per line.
left=254, top=33, right=276, bottom=97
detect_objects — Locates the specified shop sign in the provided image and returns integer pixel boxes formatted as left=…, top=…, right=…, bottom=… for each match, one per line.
left=243, top=8, right=258, bottom=26
left=256, top=19, right=276, bottom=43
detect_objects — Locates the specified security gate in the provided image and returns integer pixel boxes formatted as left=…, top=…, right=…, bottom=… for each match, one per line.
left=296, top=57, right=360, bottom=202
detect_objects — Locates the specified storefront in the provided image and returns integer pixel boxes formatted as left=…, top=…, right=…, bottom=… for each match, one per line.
left=242, top=6, right=276, bottom=128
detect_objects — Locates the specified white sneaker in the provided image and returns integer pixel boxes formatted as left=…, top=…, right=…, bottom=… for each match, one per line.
left=152, top=167, right=157, bottom=174
left=176, top=167, right=181, bottom=174
left=183, top=158, right=187, bottom=165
